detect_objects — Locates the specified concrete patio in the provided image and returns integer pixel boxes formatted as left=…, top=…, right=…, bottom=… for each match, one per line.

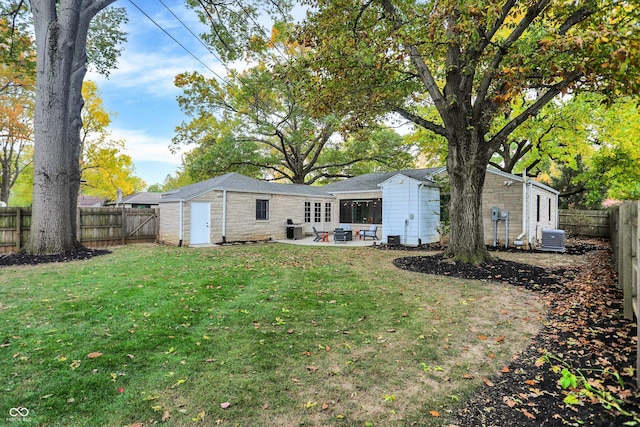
left=275, top=234, right=380, bottom=247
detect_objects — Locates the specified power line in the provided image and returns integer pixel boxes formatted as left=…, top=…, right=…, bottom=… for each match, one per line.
left=128, top=0, right=229, bottom=85
left=157, top=0, right=227, bottom=66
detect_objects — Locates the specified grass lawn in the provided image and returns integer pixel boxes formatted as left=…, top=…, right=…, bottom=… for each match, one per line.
left=0, top=243, right=545, bottom=426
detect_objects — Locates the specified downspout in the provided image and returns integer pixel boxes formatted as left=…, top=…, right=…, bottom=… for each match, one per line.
left=528, top=181, right=534, bottom=248
left=418, top=183, right=423, bottom=246
left=178, top=199, right=184, bottom=247
left=514, top=169, right=527, bottom=246
left=222, top=190, right=227, bottom=243
left=555, top=192, right=559, bottom=230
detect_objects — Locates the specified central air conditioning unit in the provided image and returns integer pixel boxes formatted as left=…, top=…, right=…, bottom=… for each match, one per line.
left=540, top=229, right=566, bottom=252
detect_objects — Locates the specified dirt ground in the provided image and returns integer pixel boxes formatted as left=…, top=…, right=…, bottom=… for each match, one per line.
left=389, top=238, right=639, bottom=426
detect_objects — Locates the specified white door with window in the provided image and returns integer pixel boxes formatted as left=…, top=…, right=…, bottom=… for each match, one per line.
left=190, top=202, right=210, bottom=244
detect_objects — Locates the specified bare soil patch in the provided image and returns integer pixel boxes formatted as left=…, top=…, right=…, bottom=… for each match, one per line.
left=389, top=238, right=640, bottom=426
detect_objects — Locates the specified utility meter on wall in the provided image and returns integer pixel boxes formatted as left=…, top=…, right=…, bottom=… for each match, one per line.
left=491, top=207, right=500, bottom=221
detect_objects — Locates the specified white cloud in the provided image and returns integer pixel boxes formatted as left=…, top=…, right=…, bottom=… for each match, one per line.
left=110, top=127, right=183, bottom=164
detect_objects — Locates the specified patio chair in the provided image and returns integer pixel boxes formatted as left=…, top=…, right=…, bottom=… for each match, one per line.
left=312, top=226, right=323, bottom=242
left=334, top=229, right=348, bottom=243
left=361, top=225, right=379, bottom=240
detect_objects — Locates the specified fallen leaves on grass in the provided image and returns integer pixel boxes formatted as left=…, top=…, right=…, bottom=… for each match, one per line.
left=394, top=239, right=640, bottom=426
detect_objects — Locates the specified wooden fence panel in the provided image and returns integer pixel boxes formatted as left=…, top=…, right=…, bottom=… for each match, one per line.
left=0, top=207, right=158, bottom=252
left=609, top=201, right=640, bottom=387
left=559, top=209, right=610, bottom=237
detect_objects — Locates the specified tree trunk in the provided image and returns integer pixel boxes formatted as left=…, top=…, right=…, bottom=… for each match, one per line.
left=444, top=131, right=492, bottom=263
left=26, top=0, right=114, bottom=255
left=1, top=165, right=10, bottom=203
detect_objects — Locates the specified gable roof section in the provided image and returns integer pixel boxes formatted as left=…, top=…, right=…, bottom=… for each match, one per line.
left=160, top=172, right=332, bottom=202
left=428, top=167, right=560, bottom=195
left=323, top=168, right=440, bottom=193
left=378, top=172, right=440, bottom=188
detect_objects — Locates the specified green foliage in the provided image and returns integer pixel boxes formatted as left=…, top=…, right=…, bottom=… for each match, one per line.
left=0, top=6, right=36, bottom=204
left=185, top=0, right=294, bottom=62
left=540, top=352, right=640, bottom=422
left=544, top=96, right=640, bottom=207
left=86, top=6, right=128, bottom=77
left=174, top=64, right=413, bottom=184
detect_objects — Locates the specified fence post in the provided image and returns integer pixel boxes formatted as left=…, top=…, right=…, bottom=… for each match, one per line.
left=622, top=204, right=633, bottom=319
left=15, top=208, right=21, bottom=252
left=121, top=207, right=126, bottom=245
left=636, top=201, right=640, bottom=388
left=154, top=208, right=160, bottom=243
left=76, top=207, right=82, bottom=245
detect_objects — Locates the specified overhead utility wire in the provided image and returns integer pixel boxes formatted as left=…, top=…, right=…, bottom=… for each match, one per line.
left=154, top=0, right=277, bottom=100
left=128, top=0, right=230, bottom=85
left=157, top=0, right=228, bottom=67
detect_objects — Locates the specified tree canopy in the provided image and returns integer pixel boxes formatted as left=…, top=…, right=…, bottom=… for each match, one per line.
left=173, top=63, right=414, bottom=184
left=191, top=0, right=640, bottom=261
left=0, top=3, right=35, bottom=204
left=301, top=0, right=640, bottom=260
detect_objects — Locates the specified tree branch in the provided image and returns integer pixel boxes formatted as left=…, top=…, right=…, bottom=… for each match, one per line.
left=473, top=0, right=551, bottom=120
left=392, top=107, right=447, bottom=137
left=489, top=71, right=582, bottom=148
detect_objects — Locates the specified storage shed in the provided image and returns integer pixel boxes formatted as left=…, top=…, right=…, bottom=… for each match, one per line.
left=379, top=173, right=441, bottom=245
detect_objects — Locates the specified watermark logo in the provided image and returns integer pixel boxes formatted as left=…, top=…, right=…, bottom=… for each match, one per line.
left=9, top=408, right=29, bottom=417
left=7, top=407, right=31, bottom=423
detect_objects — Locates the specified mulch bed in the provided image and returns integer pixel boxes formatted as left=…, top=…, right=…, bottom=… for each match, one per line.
left=0, top=247, right=110, bottom=267
left=389, top=238, right=640, bottom=426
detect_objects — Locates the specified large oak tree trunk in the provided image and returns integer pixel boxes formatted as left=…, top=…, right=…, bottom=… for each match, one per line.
left=26, top=0, right=114, bottom=255
left=446, top=160, right=490, bottom=263
left=444, top=129, right=492, bottom=263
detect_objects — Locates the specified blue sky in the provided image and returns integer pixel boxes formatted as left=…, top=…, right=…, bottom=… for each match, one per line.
left=86, top=0, right=225, bottom=187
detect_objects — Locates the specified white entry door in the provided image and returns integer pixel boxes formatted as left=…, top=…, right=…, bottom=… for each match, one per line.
left=190, top=202, right=210, bottom=244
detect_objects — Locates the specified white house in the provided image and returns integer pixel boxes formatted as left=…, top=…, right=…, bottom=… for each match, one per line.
left=157, top=167, right=560, bottom=249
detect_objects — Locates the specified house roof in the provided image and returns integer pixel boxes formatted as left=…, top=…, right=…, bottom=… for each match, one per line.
left=323, top=168, right=441, bottom=193
left=160, top=172, right=333, bottom=202
left=121, top=192, right=162, bottom=205
left=78, top=195, right=105, bottom=207
left=428, top=167, right=560, bottom=195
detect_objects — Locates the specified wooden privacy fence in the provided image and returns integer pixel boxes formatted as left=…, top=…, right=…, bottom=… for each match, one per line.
left=608, top=201, right=639, bottom=386
left=0, top=207, right=159, bottom=253
left=559, top=209, right=610, bottom=237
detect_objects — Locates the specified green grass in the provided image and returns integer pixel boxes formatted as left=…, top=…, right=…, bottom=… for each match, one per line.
left=0, top=243, right=544, bottom=426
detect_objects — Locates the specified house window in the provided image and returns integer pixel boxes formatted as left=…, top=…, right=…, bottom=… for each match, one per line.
left=325, top=202, right=332, bottom=223
left=548, top=198, right=552, bottom=222
left=314, top=202, right=322, bottom=223
left=304, top=202, right=311, bottom=223
left=339, top=199, right=382, bottom=224
left=256, top=199, right=269, bottom=220
left=536, top=195, right=541, bottom=222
